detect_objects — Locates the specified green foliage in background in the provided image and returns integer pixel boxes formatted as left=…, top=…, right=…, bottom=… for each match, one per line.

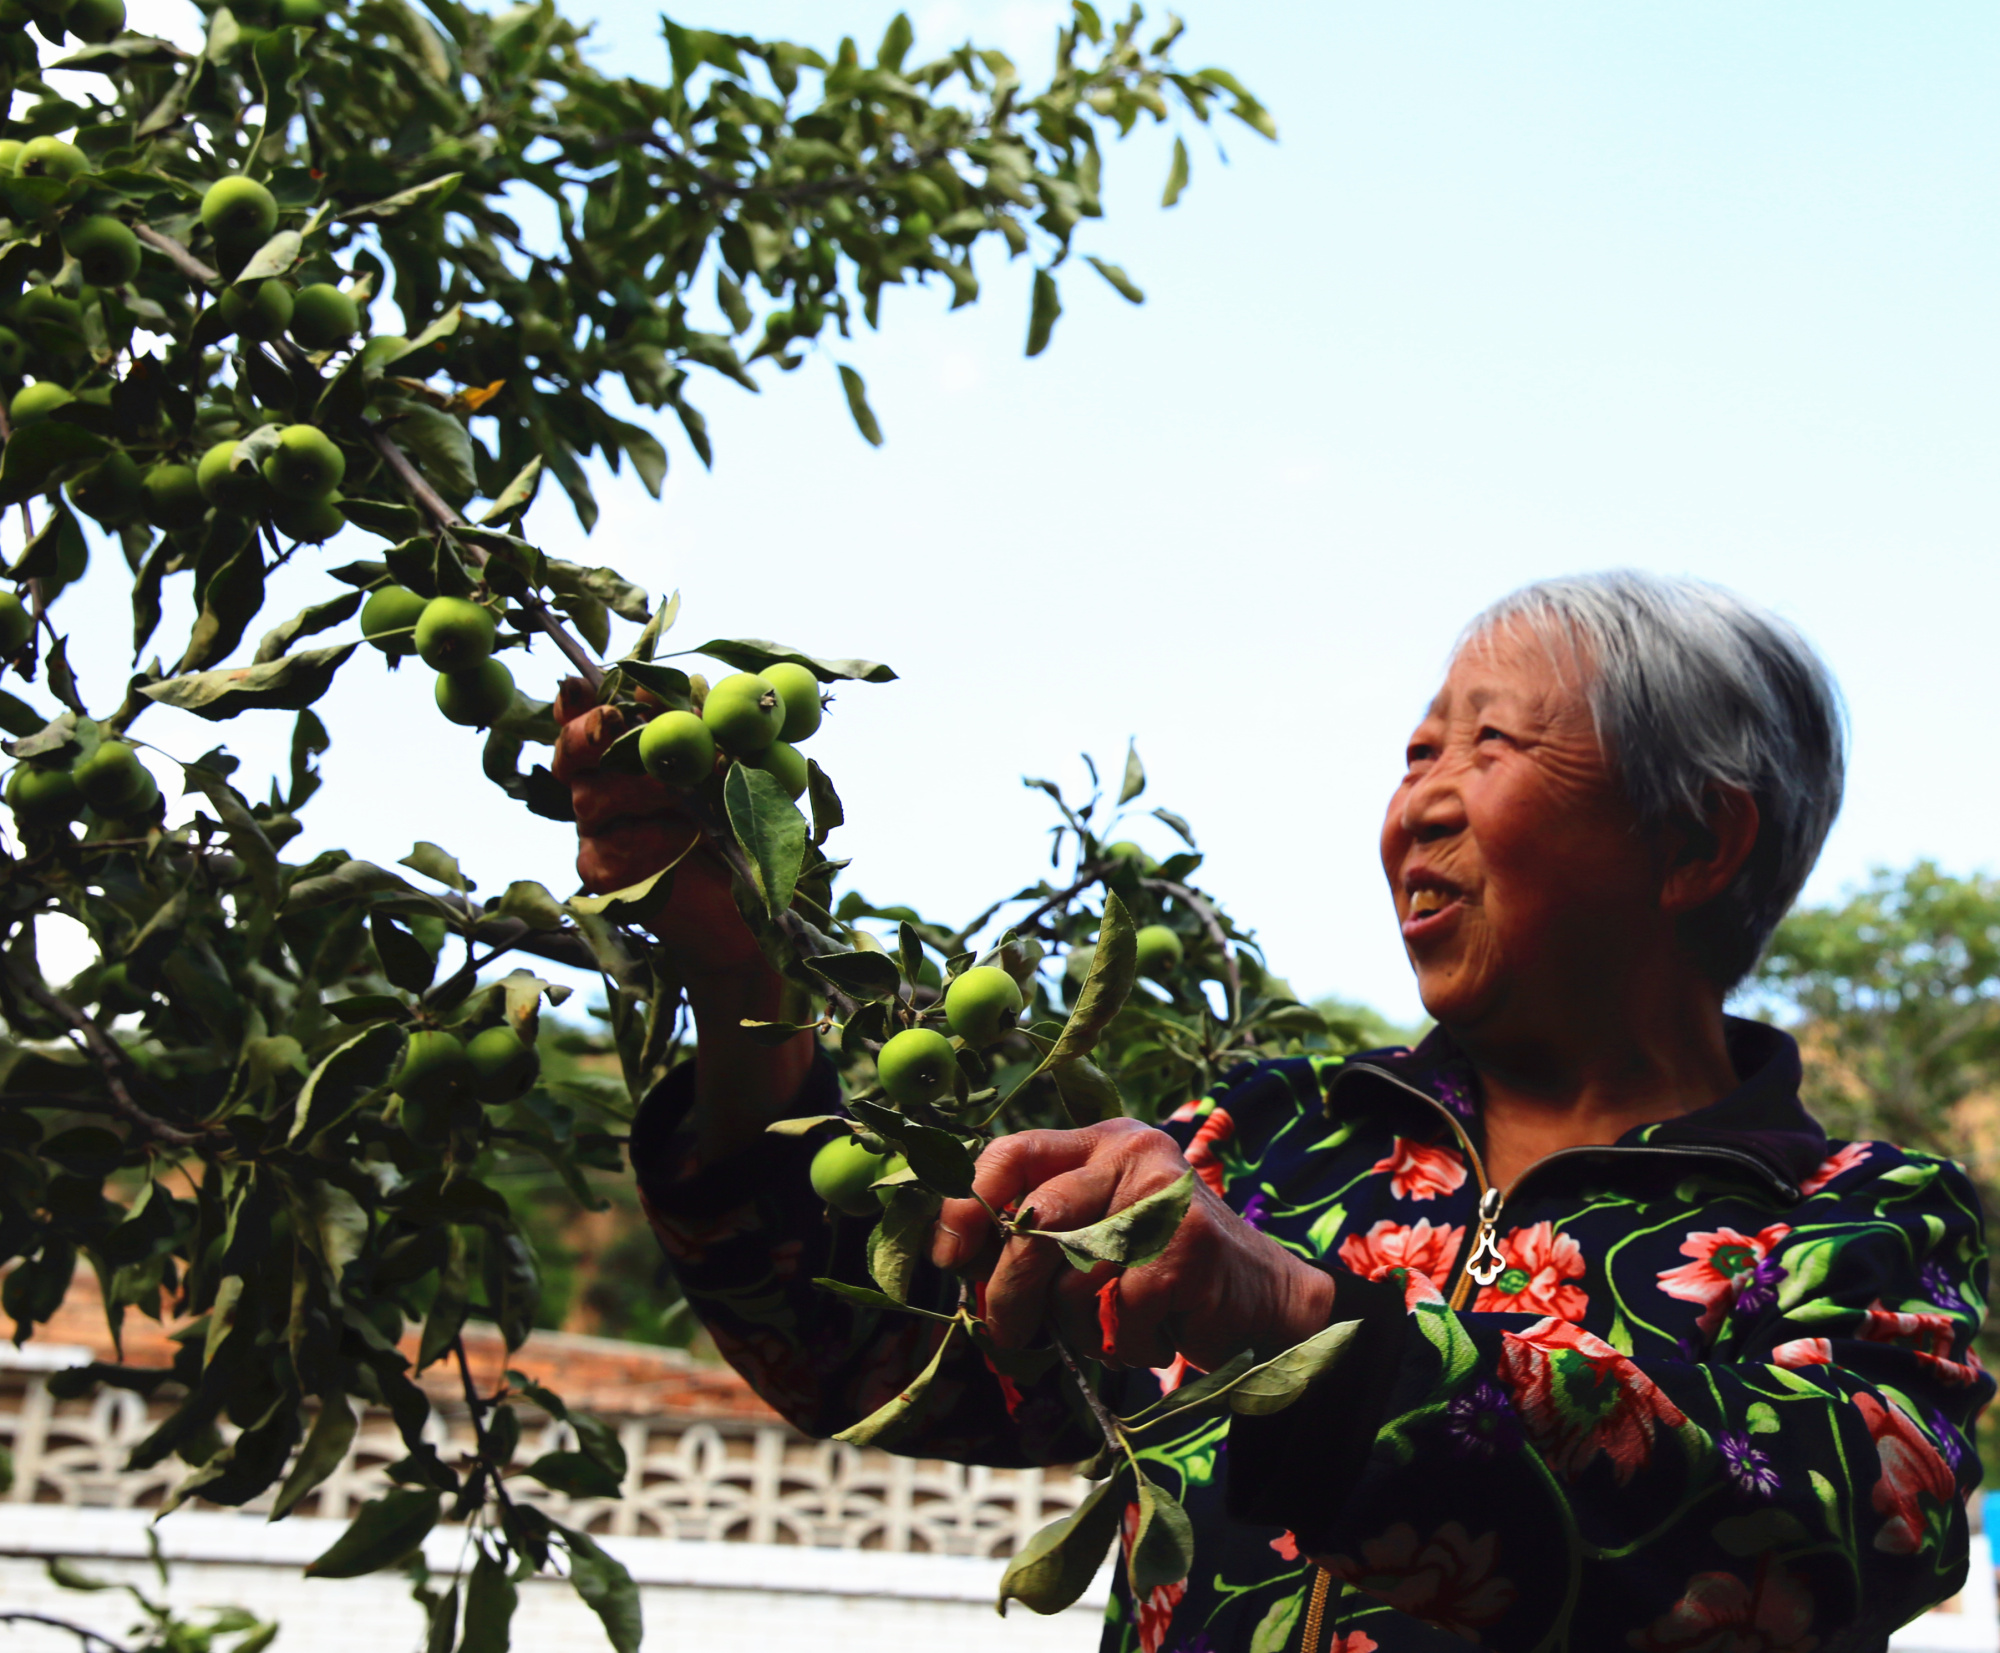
left=0, top=0, right=1300, bottom=1640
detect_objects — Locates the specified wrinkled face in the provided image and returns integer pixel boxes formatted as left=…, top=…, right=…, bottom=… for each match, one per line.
left=1381, top=622, right=1667, bottom=1043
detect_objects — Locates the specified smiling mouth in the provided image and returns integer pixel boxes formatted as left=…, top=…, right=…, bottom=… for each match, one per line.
left=1403, top=878, right=1466, bottom=931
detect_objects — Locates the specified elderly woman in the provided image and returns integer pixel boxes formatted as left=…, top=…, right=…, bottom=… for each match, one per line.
left=557, top=571, right=1990, bottom=1653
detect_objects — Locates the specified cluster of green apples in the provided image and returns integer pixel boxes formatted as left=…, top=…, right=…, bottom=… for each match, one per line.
left=2, top=166, right=365, bottom=551
left=359, top=587, right=518, bottom=727
left=5, top=737, right=161, bottom=832
left=636, top=660, right=826, bottom=800
left=389, top=1022, right=540, bottom=1142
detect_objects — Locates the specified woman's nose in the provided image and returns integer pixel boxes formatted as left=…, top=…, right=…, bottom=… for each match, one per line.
left=1400, top=760, right=1467, bottom=843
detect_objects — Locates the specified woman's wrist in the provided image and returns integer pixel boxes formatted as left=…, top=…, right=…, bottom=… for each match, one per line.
left=682, top=961, right=817, bottom=1160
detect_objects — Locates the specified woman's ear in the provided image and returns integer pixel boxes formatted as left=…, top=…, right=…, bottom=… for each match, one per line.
left=1660, top=784, right=1760, bottom=914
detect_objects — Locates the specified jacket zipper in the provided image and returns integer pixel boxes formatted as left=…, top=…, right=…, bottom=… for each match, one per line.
left=1295, top=1064, right=1802, bottom=1652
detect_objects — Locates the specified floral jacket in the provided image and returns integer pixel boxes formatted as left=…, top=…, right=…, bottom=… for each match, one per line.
left=632, top=1018, right=1992, bottom=1653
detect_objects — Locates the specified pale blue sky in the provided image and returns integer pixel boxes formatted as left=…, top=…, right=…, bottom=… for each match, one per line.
left=34, top=3, right=2000, bottom=1021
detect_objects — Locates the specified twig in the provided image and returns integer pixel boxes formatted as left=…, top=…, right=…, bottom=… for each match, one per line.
left=367, top=430, right=603, bottom=688
left=452, top=1333, right=514, bottom=1511
left=133, top=224, right=219, bottom=286
left=3, top=964, right=201, bottom=1148
left=1051, top=1328, right=1124, bottom=1457
left=1142, top=876, right=1240, bottom=1023
left=0, top=1613, right=135, bottom=1653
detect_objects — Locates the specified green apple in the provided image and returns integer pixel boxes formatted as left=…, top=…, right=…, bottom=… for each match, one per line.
left=217, top=279, right=293, bottom=340
left=638, top=709, right=715, bottom=789
left=701, top=670, right=783, bottom=755
left=393, top=1029, right=471, bottom=1104
left=360, top=585, right=427, bottom=655
left=142, top=462, right=206, bottom=530
left=67, top=448, right=145, bottom=527
left=66, top=0, right=123, bottom=41
left=73, top=740, right=149, bottom=812
left=261, top=423, right=345, bottom=499
left=288, top=283, right=359, bottom=349
left=61, top=215, right=140, bottom=286
left=200, top=175, right=278, bottom=252
left=415, top=595, right=496, bottom=671
left=762, top=660, right=823, bottom=742
left=7, top=764, right=82, bottom=825
left=752, top=739, right=808, bottom=800
left=270, top=491, right=344, bottom=543
left=435, top=657, right=514, bottom=726
left=275, top=0, right=324, bottom=22
left=809, top=1136, right=892, bottom=1218
left=465, top=1024, right=539, bottom=1102
left=9, top=381, right=73, bottom=425
left=944, top=965, right=1024, bottom=1048
left=0, top=142, right=22, bottom=176
left=1134, top=924, right=1183, bottom=979
left=0, top=592, right=30, bottom=657
left=876, top=1027, right=957, bottom=1109
left=196, top=439, right=267, bottom=512
left=1106, top=841, right=1156, bottom=873
left=16, top=138, right=87, bottom=182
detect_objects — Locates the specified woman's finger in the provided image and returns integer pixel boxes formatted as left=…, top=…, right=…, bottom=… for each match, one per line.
left=932, top=1128, right=1101, bottom=1273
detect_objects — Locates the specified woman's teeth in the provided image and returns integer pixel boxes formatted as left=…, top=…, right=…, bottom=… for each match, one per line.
left=1410, top=890, right=1446, bottom=917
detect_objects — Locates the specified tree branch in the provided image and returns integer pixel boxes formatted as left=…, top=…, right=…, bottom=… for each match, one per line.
left=0, top=1613, right=135, bottom=1653
left=367, top=429, right=604, bottom=689
left=2, top=964, right=202, bottom=1148
left=133, top=224, right=219, bottom=287
left=1142, top=876, right=1240, bottom=1024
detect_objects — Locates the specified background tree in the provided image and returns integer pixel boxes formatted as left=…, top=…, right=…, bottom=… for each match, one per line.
left=0, top=0, right=1331, bottom=1643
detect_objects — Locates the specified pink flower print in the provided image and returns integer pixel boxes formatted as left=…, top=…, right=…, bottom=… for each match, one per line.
left=1370, top=1137, right=1468, bottom=1201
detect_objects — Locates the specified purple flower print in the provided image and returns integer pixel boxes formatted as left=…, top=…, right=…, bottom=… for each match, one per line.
left=1921, top=1262, right=1963, bottom=1311
left=1930, top=1411, right=1965, bottom=1474
left=1240, top=1192, right=1271, bottom=1230
left=1729, top=1254, right=1786, bottom=1320
left=1445, top=1380, right=1521, bottom=1459
left=1435, top=1069, right=1476, bottom=1119
left=1719, top=1431, right=1780, bottom=1498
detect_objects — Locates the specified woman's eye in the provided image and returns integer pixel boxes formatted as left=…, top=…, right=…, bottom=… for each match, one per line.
left=1406, top=744, right=1435, bottom=765
left=1477, top=726, right=1508, bottom=744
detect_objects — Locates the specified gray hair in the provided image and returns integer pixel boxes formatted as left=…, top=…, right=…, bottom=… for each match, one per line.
left=1460, top=571, right=1846, bottom=988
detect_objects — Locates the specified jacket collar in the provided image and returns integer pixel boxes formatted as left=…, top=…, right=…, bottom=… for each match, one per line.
left=1325, top=1015, right=1827, bottom=1202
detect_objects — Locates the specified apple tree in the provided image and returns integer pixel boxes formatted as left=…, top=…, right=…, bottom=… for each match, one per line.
left=0, top=0, right=1355, bottom=1640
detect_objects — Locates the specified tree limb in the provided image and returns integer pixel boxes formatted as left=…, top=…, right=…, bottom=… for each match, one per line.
left=133, top=224, right=220, bottom=287
left=0, top=1613, right=135, bottom=1653
left=2, top=964, right=202, bottom=1148
left=366, top=429, right=604, bottom=689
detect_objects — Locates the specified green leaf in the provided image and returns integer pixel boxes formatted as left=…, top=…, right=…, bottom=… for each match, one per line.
left=556, top=1525, right=642, bottom=1653
left=1037, top=1169, right=1193, bottom=1271
left=304, top=1489, right=441, bottom=1577
left=139, top=643, right=357, bottom=721
left=725, top=762, right=809, bottom=918
left=1026, top=891, right=1138, bottom=1087
left=1085, top=257, right=1145, bottom=305
left=496, top=880, right=568, bottom=931
left=418, top=1230, right=468, bottom=1372
left=253, top=591, right=361, bottom=665
left=1117, top=739, right=1146, bottom=804
left=832, top=1320, right=958, bottom=1447
left=47, top=1557, right=111, bottom=1591
left=524, top=1450, right=621, bottom=1499
left=1051, top=1055, right=1123, bottom=1125
left=804, top=949, right=901, bottom=1001
left=371, top=911, right=437, bottom=995
left=1224, top=1317, right=1363, bottom=1415
left=617, top=661, right=693, bottom=709
left=812, top=1276, right=956, bottom=1320
left=460, top=1551, right=517, bottom=1653
left=0, top=421, right=108, bottom=507
left=867, top=1184, right=941, bottom=1303
left=566, top=865, right=670, bottom=920
left=339, top=172, right=463, bottom=222
left=476, top=455, right=543, bottom=525
left=234, top=229, right=302, bottom=283
left=686, top=638, right=897, bottom=683
left=849, top=1099, right=979, bottom=1199
left=382, top=403, right=476, bottom=504
left=1121, top=1349, right=1257, bottom=1431
left=1026, top=269, right=1062, bottom=357
left=1162, top=136, right=1190, bottom=207
left=837, top=365, right=884, bottom=447
left=9, top=498, right=87, bottom=581
left=1713, top=1508, right=1811, bottom=1557
left=284, top=857, right=429, bottom=913
left=1127, top=1473, right=1194, bottom=1596
left=483, top=1227, right=540, bottom=1350
left=270, top=1395, right=356, bottom=1520
left=289, top=1023, right=404, bottom=1145
left=545, top=559, right=653, bottom=624
left=400, top=841, right=468, bottom=892
left=997, top=1470, right=1127, bottom=1616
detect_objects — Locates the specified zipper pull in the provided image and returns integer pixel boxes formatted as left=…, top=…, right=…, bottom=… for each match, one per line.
left=1466, top=1186, right=1505, bottom=1287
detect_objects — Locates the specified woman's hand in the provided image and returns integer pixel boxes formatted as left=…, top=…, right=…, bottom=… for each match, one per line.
left=931, top=1118, right=1337, bottom=1372
left=554, top=680, right=813, bottom=1153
